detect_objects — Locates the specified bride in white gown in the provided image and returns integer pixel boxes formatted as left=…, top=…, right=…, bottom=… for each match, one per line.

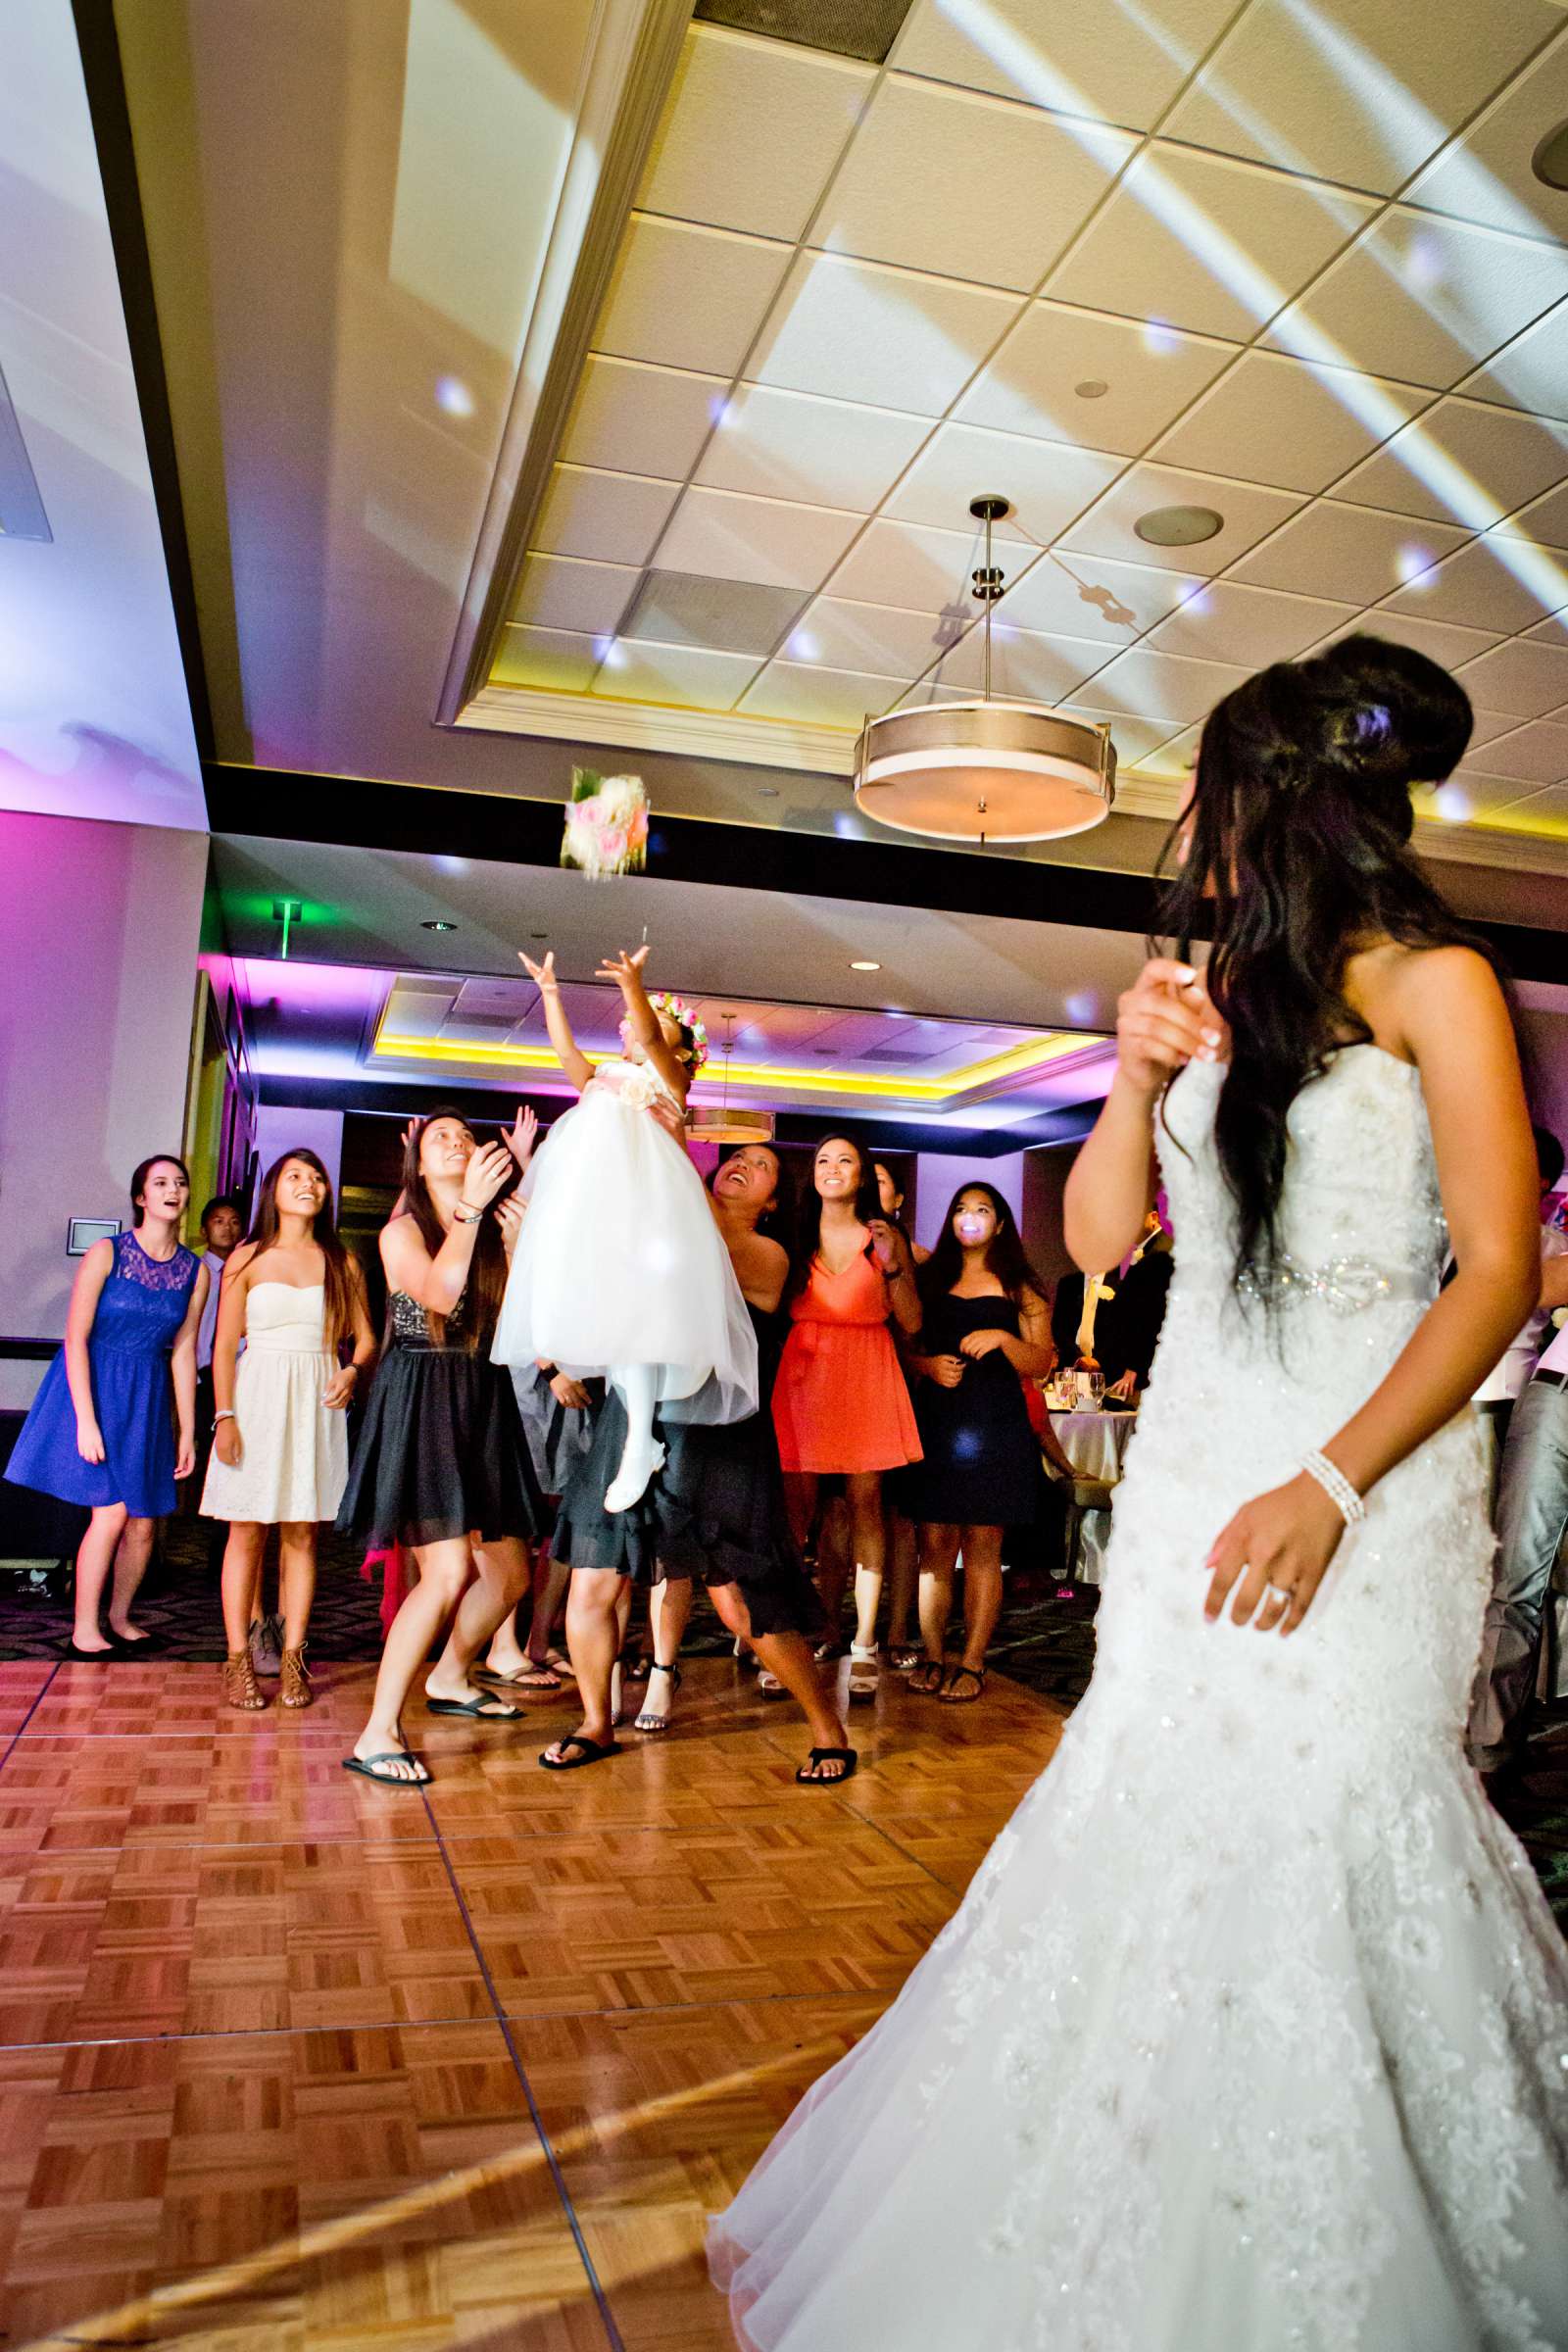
left=709, top=637, right=1568, bottom=2351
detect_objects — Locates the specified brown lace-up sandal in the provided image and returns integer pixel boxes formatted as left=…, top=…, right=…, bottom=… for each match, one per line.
left=279, top=1646, right=314, bottom=1708
left=223, top=1650, right=267, bottom=1711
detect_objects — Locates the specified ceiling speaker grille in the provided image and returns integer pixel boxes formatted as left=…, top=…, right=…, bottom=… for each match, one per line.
left=623, top=569, right=807, bottom=655
left=695, top=0, right=915, bottom=64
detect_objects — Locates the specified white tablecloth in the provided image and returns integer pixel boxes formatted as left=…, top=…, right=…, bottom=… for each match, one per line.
left=1049, top=1407, right=1138, bottom=1487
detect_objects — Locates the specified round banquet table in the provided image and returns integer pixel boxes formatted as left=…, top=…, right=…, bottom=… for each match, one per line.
left=1047, top=1407, right=1139, bottom=1583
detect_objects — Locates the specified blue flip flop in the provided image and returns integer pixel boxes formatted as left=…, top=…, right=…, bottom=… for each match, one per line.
left=424, top=1694, right=526, bottom=1720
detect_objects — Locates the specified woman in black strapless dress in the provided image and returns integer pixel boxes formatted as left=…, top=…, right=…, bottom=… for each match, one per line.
left=547, top=1144, right=854, bottom=1783
left=903, top=1182, right=1055, bottom=1702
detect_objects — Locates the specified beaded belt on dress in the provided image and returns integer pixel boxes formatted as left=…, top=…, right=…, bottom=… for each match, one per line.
left=1233, top=1253, right=1435, bottom=1315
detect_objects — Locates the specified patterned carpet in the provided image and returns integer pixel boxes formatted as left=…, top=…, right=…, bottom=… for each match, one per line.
left=4, top=1514, right=1564, bottom=1925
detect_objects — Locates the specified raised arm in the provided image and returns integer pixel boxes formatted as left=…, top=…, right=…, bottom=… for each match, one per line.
left=379, top=1141, right=513, bottom=1316
left=520, top=952, right=593, bottom=1094
left=1065, top=959, right=1224, bottom=1271
left=63, top=1240, right=115, bottom=1461
left=599, top=946, right=689, bottom=1104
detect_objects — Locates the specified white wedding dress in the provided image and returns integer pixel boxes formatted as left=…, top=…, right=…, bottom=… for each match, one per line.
left=709, top=1047, right=1568, bottom=2351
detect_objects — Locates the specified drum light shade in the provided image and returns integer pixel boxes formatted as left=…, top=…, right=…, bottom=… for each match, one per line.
left=687, top=1106, right=776, bottom=1145
left=852, top=701, right=1116, bottom=844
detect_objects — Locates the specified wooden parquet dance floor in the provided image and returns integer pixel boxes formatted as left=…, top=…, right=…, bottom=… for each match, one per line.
left=0, top=1653, right=1066, bottom=2350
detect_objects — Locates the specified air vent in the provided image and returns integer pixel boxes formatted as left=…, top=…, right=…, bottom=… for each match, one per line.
left=695, top=0, right=915, bottom=65
left=0, top=364, right=50, bottom=541
left=622, top=569, right=807, bottom=655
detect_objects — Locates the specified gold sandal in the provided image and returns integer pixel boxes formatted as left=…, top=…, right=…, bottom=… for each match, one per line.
left=279, top=1646, right=314, bottom=1708
left=223, top=1649, right=267, bottom=1711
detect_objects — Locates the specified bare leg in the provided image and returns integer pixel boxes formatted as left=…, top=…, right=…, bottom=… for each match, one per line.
left=526, top=1549, right=572, bottom=1666
left=709, top=1584, right=854, bottom=1780
left=277, top=1522, right=318, bottom=1651
left=884, top=1505, right=918, bottom=1661
left=351, top=1537, right=473, bottom=1777
left=544, top=1567, right=623, bottom=1759
left=220, top=1522, right=269, bottom=1654
left=943, top=1525, right=1003, bottom=1698
left=108, top=1515, right=157, bottom=1640
left=847, top=1471, right=886, bottom=1657
left=913, top=1523, right=961, bottom=1691
left=71, top=1503, right=129, bottom=1648
left=427, top=1535, right=533, bottom=1709
left=635, top=1576, right=694, bottom=1732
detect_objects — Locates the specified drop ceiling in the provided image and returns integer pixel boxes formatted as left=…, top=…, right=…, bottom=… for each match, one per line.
left=477, top=0, right=1568, bottom=851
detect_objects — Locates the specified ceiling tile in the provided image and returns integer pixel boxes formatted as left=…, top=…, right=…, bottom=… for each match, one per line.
left=1059, top=464, right=1304, bottom=575
left=1454, top=637, right=1568, bottom=717
left=560, top=356, right=724, bottom=480
left=594, top=215, right=791, bottom=375
left=1161, top=0, right=1556, bottom=196
left=1465, top=705, right=1544, bottom=748
left=893, top=0, right=1239, bottom=132
left=695, top=383, right=931, bottom=512
left=1083, top=645, right=1253, bottom=724
left=1061, top=706, right=1186, bottom=764
left=1413, top=771, right=1550, bottom=817
left=937, top=624, right=1108, bottom=701
left=827, top=514, right=997, bottom=612
left=639, top=24, right=872, bottom=242
left=998, top=551, right=1207, bottom=642
left=1262, top=209, right=1568, bottom=390
left=884, top=423, right=1122, bottom=543
left=1382, top=531, right=1568, bottom=631
left=621, top=570, right=806, bottom=655
left=654, top=484, right=861, bottom=591
left=1495, top=480, right=1568, bottom=555
left=1151, top=353, right=1433, bottom=494
left=817, top=74, right=1134, bottom=292
left=1525, top=607, right=1568, bottom=648
left=737, top=661, right=898, bottom=727
left=1479, top=782, right=1568, bottom=832
left=793, top=595, right=964, bottom=680
left=747, top=250, right=1020, bottom=414
left=1460, top=299, right=1568, bottom=422
left=1045, top=145, right=1378, bottom=343
left=1232, top=500, right=1471, bottom=605
left=490, top=625, right=599, bottom=693
left=1134, top=718, right=1202, bottom=775
left=593, top=640, right=761, bottom=710
left=1403, top=33, right=1568, bottom=244
left=956, top=300, right=1236, bottom=459
left=1331, top=611, right=1502, bottom=668
left=1333, top=396, right=1568, bottom=530
left=1458, top=719, right=1568, bottom=784
left=1147, top=579, right=1358, bottom=665
left=510, top=553, right=639, bottom=634
left=531, top=465, right=680, bottom=566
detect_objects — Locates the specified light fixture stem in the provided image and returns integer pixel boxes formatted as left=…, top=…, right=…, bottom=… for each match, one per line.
left=983, top=506, right=994, bottom=704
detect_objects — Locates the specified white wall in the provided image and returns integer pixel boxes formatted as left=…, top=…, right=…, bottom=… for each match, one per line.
left=251, top=1105, right=344, bottom=1210
left=0, top=812, right=208, bottom=1406
left=912, top=1152, right=1026, bottom=1256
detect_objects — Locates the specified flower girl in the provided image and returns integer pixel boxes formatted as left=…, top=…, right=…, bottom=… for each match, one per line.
left=493, top=946, right=757, bottom=1511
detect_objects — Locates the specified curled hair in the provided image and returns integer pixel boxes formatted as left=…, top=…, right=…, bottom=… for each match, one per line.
left=129, top=1154, right=190, bottom=1227
left=790, top=1133, right=881, bottom=1297
left=399, top=1107, right=510, bottom=1348
left=1157, top=634, right=1487, bottom=1297
left=917, top=1181, right=1045, bottom=1317
left=245, top=1150, right=358, bottom=1349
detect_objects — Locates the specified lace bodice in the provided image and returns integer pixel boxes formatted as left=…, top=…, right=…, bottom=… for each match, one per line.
left=91, top=1232, right=200, bottom=1356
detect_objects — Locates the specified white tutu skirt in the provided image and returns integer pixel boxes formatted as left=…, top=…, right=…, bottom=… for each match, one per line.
left=492, top=1080, right=758, bottom=1424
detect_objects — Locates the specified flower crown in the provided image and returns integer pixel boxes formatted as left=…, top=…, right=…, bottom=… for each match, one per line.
left=648, top=990, right=709, bottom=1071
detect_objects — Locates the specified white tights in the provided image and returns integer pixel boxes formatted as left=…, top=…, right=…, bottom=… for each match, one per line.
left=610, top=1361, right=661, bottom=1474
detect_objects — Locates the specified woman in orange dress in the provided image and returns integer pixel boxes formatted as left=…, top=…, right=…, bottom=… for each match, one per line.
left=773, top=1135, right=922, bottom=1699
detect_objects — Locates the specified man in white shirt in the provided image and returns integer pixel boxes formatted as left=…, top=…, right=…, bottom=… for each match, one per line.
left=1467, top=1129, right=1568, bottom=1778
left=192, top=1196, right=243, bottom=1566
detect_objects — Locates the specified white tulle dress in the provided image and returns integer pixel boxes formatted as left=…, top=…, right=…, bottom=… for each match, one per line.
left=709, top=1046, right=1568, bottom=2352
left=492, top=1057, right=757, bottom=1423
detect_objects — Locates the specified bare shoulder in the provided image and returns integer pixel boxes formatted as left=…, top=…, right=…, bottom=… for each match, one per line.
left=224, top=1241, right=261, bottom=1279
left=379, top=1211, right=425, bottom=1268
left=1347, top=940, right=1505, bottom=1059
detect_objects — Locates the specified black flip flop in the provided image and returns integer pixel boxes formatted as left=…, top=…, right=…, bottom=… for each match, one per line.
left=424, top=1694, right=526, bottom=1720
left=539, top=1734, right=616, bottom=1772
left=796, top=1746, right=858, bottom=1787
left=341, top=1751, right=430, bottom=1788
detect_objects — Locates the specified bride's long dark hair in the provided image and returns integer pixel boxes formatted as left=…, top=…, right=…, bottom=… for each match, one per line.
left=1157, top=634, right=1486, bottom=1293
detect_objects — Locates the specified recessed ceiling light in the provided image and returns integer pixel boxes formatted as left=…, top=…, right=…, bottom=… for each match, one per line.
left=850, top=958, right=881, bottom=972
left=1075, top=378, right=1109, bottom=400
left=1534, top=119, right=1568, bottom=190
left=421, top=919, right=457, bottom=932
left=1135, top=504, right=1224, bottom=547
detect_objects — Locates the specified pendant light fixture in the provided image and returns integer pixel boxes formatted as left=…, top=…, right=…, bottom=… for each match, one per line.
left=687, top=1012, right=775, bottom=1146
left=851, top=496, right=1116, bottom=844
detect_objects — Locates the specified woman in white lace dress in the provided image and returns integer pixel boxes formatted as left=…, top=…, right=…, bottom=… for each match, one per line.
left=709, top=636, right=1568, bottom=2351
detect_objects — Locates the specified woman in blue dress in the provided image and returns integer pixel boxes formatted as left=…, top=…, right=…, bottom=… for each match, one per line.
left=6, top=1154, right=207, bottom=1656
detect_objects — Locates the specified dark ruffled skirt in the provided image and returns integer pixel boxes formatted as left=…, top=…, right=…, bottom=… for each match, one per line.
left=553, top=1388, right=823, bottom=1641
left=337, top=1346, right=544, bottom=1550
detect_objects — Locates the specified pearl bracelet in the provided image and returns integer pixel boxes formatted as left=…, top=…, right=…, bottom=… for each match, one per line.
left=1300, top=1446, right=1365, bottom=1526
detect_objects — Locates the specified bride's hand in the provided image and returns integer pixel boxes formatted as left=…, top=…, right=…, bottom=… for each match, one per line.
left=1202, top=1474, right=1348, bottom=1634
left=1115, top=959, right=1226, bottom=1098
